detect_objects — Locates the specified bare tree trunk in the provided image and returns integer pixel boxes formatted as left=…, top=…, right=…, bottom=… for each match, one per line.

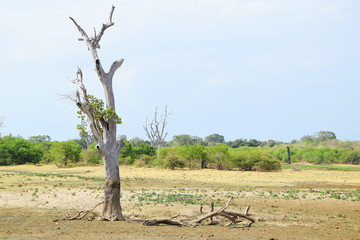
left=102, top=155, right=123, bottom=220
left=157, top=142, right=161, bottom=161
left=287, top=146, right=291, bottom=165
left=201, top=160, right=207, bottom=169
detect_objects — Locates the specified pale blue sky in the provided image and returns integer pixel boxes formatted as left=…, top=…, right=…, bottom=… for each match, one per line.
left=0, top=0, right=359, bottom=142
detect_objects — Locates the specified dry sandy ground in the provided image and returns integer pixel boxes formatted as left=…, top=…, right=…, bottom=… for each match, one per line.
left=0, top=165, right=360, bottom=239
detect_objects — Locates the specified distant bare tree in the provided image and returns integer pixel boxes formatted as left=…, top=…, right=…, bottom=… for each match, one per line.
left=0, top=118, right=4, bottom=138
left=144, top=105, right=170, bottom=159
left=79, top=120, right=94, bottom=149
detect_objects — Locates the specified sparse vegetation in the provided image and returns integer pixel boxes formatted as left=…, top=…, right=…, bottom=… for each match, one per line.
left=0, top=164, right=359, bottom=239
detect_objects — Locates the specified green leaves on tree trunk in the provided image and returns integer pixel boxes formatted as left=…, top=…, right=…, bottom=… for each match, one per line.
left=77, top=94, right=121, bottom=136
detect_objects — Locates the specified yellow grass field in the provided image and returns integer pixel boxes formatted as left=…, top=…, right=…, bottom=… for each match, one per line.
left=1, top=165, right=360, bottom=239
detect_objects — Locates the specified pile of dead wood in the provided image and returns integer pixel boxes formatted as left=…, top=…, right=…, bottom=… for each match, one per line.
left=143, top=197, right=255, bottom=227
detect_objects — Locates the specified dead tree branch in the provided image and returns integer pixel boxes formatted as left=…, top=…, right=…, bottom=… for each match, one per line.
left=143, top=197, right=255, bottom=227
left=0, top=118, right=4, bottom=138
left=72, top=68, right=103, bottom=143
left=143, top=117, right=156, bottom=147
left=54, top=201, right=104, bottom=222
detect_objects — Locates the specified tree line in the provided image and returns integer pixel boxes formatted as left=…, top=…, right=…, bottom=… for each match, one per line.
left=0, top=131, right=359, bottom=170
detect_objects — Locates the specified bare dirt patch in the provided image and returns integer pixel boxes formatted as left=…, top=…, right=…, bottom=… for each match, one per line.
left=0, top=165, right=360, bottom=239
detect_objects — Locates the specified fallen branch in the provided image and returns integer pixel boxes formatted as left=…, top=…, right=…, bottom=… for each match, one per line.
left=143, top=197, right=255, bottom=227
left=54, top=162, right=63, bottom=168
left=53, top=201, right=104, bottom=222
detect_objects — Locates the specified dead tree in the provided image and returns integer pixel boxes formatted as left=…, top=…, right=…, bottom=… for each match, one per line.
left=143, top=105, right=170, bottom=159
left=287, top=146, right=291, bottom=164
left=69, top=5, right=125, bottom=221
left=143, top=197, right=255, bottom=227
left=0, top=118, right=4, bottom=138
left=79, top=120, right=94, bottom=149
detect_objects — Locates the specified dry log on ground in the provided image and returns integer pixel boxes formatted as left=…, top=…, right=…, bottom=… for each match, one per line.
left=143, top=197, right=255, bottom=227
left=53, top=201, right=105, bottom=222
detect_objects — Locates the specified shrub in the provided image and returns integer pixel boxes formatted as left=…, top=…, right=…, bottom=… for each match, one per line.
left=256, top=158, right=281, bottom=171
left=207, top=144, right=230, bottom=170
left=133, top=143, right=156, bottom=158
left=0, top=136, right=42, bottom=165
left=231, top=147, right=281, bottom=171
left=177, top=144, right=208, bottom=169
left=119, top=156, right=134, bottom=165
left=230, top=148, right=260, bottom=171
left=80, top=147, right=102, bottom=165
left=341, top=151, right=360, bottom=165
left=134, top=154, right=154, bottom=167
left=42, top=140, right=81, bottom=167
left=162, top=150, right=184, bottom=170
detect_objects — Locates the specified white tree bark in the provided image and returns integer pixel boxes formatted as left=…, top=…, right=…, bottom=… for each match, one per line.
left=70, top=5, right=125, bottom=221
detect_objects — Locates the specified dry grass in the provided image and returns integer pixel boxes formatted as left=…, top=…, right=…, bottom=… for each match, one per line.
left=1, top=164, right=360, bottom=239
left=2, top=164, right=360, bottom=188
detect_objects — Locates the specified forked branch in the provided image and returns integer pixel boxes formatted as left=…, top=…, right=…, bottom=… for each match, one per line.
left=70, top=5, right=121, bottom=88
left=72, top=68, right=103, bottom=143
left=143, top=117, right=156, bottom=147
left=70, top=5, right=115, bottom=50
left=94, top=5, right=115, bottom=48
left=143, top=105, right=170, bottom=149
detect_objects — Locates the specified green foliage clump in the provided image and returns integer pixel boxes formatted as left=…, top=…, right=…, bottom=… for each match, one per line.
left=231, top=147, right=281, bottom=171
left=79, top=143, right=102, bottom=165
left=256, top=158, right=281, bottom=171
left=301, top=131, right=336, bottom=143
left=133, top=143, right=156, bottom=157
left=207, top=144, right=230, bottom=170
left=0, top=136, right=42, bottom=165
left=161, top=150, right=184, bottom=170
left=134, top=154, right=155, bottom=167
left=204, top=133, right=225, bottom=146
left=42, top=140, right=81, bottom=167
left=171, top=135, right=206, bottom=147
left=177, top=144, right=208, bottom=169
left=77, top=94, right=122, bottom=136
left=119, top=140, right=135, bottom=165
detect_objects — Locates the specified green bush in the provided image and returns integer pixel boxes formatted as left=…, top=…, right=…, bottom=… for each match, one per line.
left=42, top=140, right=81, bottom=166
left=80, top=147, right=102, bottom=165
left=340, top=150, right=360, bottom=165
left=134, top=154, right=154, bottom=167
left=0, top=136, right=42, bottom=165
left=231, top=148, right=260, bottom=171
left=207, top=144, right=230, bottom=170
left=119, top=156, right=134, bottom=165
left=230, top=147, right=281, bottom=171
left=119, top=140, right=135, bottom=159
left=162, top=150, right=184, bottom=170
left=177, top=144, right=208, bottom=169
left=133, top=143, right=156, bottom=158
left=256, top=158, right=281, bottom=171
